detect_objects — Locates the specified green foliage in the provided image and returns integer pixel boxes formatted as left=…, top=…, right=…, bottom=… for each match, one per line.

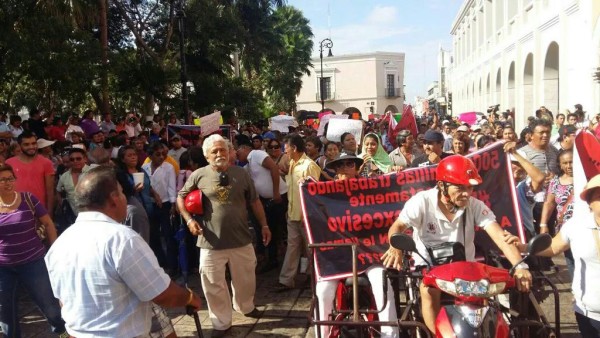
left=0, top=0, right=313, bottom=122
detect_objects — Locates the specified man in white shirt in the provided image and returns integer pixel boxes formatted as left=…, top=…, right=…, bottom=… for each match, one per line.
left=236, top=140, right=288, bottom=273
left=45, top=166, right=200, bottom=337
left=382, top=155, right=532, bottom=333
left=125, top=115, right=143, bottom=138
left=142, top=142, right=178, bottom=275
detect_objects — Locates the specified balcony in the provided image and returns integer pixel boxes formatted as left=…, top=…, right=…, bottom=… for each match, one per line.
left=385, top=87, right=401, bottom=98
left=315, top=92, right=335, bottom=101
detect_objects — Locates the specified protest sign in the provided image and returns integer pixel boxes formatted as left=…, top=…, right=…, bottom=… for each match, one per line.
left=270, top=115, right=296, bottom=133
left=200, top=111, right=221, bottom=136
left=300, top=142, right=523, bottom=280
left=317, top=114, right=348, bottom=136
left=326, top=119, right=363, bottom=144
left=167, top=124, right=233, bottom=147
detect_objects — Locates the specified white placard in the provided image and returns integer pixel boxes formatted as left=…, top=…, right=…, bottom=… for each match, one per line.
left=326, top=119, right=363, bottom=144
left=270, top=115, right=296, bottom=133
left=317, top=114, right=348, bottom=136
left=199, top=111, right=221, bottom=136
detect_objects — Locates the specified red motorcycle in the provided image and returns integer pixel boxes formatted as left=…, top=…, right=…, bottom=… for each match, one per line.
left=389, top=233, right=552, bottom=338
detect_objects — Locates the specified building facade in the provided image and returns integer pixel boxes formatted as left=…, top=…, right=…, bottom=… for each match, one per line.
left=295, top=52, right=405, bottom=119
left=449, top=0, right=600, bottom=132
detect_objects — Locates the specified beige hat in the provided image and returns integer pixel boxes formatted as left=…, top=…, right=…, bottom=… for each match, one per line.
left=36, top=138, right=56, bottom=149
left=580, top=174, right=600, bottom=202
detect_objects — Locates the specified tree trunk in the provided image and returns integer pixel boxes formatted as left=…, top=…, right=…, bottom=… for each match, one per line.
left=99, top=0, right=109, bottom=116
left=144, top=91, right=154, bottom=119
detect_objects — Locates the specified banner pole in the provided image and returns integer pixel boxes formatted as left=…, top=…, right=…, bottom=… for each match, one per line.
left=352, top=244, right=359, bottom=322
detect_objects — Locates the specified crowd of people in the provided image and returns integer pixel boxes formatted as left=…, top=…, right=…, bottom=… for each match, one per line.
left=0, top=103, right=599, bottom=337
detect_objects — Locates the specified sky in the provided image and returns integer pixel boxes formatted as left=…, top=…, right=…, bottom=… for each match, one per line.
left=286, top=0, right=464, bottom=104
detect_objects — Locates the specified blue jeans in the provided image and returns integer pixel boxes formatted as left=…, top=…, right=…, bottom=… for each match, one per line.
left=0, top=257, right=65, bottom=337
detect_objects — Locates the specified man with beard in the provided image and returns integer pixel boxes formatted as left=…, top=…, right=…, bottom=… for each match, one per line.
left=6, top=131, right=55, bottom=212
left=177, top=134, right=271, bottom=338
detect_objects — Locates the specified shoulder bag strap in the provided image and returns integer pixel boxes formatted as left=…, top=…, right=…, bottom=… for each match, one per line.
left=556, top=191, right=574, bottom=225
left=23, top=192, right=36, bottom=217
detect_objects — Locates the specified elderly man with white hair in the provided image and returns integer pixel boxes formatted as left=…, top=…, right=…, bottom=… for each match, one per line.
left=176, top=134, right=271, bottom=338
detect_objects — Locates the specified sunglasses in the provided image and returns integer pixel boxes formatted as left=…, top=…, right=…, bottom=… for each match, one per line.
left=268, top=144, right=280, bottom=150
left=336, top=160, right=357, bottom=169
left=219, top=172, right=229, bottom=186
left=70, top=157, right=84, bottom=162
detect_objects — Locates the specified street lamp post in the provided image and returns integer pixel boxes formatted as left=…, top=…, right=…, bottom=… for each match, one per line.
left=177, top=0, right=191, bottom=124
left=319, top=38, right=333, bottom=111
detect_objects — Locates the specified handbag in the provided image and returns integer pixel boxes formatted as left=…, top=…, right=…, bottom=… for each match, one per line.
left=23, top=192, right=46, bottom=241
left=555, top=191, right=574, bottom=227
left=425, top=210, right=467, bottom=266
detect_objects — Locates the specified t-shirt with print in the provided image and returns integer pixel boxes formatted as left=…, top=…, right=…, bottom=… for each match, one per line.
left=6, top=155, right=55, bottom=208
left=178, top=165, right=257, bottom=250
left=398, top=188, right=496, bottom=266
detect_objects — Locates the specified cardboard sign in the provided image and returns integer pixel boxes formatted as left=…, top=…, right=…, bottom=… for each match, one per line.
left=270, top=115, right=296, bottom=133
left=326, top=119, right=363, bottom=144
left=199, top=111, right=221, bottom=136
left=317, top=114, right=348, bottom=136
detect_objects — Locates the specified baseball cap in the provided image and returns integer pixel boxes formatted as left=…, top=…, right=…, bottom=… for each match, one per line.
left=456, top=125, right=469, bottom=132
left=422, top=130, right=444, bottom=143
left=558, top=124, right=577, bottom=138
left=441, top=120, right=450, bottom=125
left=471, top=125, right=482, bottom=132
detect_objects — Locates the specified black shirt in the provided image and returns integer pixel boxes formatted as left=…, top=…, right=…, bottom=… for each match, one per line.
left=29, top=119, right=47, bottom=139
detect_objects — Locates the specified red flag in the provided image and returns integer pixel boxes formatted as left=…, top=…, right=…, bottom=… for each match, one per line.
left=574, top=131, right=600, bottom=181
left=388, top=105, right=418, bottom=148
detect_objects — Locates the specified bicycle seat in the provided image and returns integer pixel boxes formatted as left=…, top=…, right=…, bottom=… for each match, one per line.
left=344, top=276, right=370, bottom=287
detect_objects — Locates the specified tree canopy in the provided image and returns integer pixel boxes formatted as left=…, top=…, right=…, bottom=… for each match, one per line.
left=0, top=0, right=313, bottom=121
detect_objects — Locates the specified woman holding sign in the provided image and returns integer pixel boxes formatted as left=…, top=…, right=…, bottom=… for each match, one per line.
left=313, top=152, right=398, bottom=338
left=359, top=133, right=392, bottom=178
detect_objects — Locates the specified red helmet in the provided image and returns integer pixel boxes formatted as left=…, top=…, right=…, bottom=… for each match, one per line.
left=184, top=190, right=203, bottom=215
left=436, top=155, right=482, bottom=186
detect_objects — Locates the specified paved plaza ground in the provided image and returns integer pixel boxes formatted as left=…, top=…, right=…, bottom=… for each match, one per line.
left=8, top=256, right=580, bottom=338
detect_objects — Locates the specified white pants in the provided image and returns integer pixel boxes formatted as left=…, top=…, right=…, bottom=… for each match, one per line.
left=315, top=266, right=398, bottom=338
left=199, top=244, right=256, bottom=330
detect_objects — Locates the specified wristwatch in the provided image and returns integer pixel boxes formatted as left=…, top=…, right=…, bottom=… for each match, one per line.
left=514, top=263, right=529, bottom=270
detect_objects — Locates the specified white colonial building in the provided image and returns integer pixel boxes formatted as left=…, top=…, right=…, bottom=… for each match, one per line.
left=449, top=0, right=600, bottom=131
left=295, top=52, right=405, bottom=119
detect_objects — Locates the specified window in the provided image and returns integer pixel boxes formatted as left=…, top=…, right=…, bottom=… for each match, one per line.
left=386, top=74, right=395, bottom=97
left=319, top=77, right=332, bottom=100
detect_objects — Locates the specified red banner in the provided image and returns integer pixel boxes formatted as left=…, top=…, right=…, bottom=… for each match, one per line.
left=300, top=142, right=524, bottom=280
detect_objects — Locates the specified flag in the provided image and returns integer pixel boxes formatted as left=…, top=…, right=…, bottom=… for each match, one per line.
left=387, top=105, right=419, bottom=148
left=572, top=131, right=600, bottom=215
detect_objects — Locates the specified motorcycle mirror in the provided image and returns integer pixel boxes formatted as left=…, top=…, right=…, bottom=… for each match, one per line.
left=390, top=233, right=416, bottom=252
left=527, top=233, right=552, bottom=255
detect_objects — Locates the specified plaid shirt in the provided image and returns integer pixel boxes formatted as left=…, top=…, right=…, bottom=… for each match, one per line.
left=45, top=212, right=170, bottom=338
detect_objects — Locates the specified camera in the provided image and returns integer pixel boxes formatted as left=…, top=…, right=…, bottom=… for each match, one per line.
left=128, top=117, right=136, bottom=123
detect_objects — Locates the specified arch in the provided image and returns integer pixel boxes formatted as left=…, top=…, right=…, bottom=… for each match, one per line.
left=384, top=105, right=399, bottom=114
left=523, top=53, right=534, bottom=118
left=486, top=73, right=491, bottom=110
left=507, top=61, right=516, bottom=112
left=543, top=42, right=559, bottom=115
left=495, top=68, right=501, bottom=106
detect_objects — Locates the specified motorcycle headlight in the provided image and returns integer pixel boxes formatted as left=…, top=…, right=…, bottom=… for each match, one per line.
left=436, top=279, right=507, bottom=297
